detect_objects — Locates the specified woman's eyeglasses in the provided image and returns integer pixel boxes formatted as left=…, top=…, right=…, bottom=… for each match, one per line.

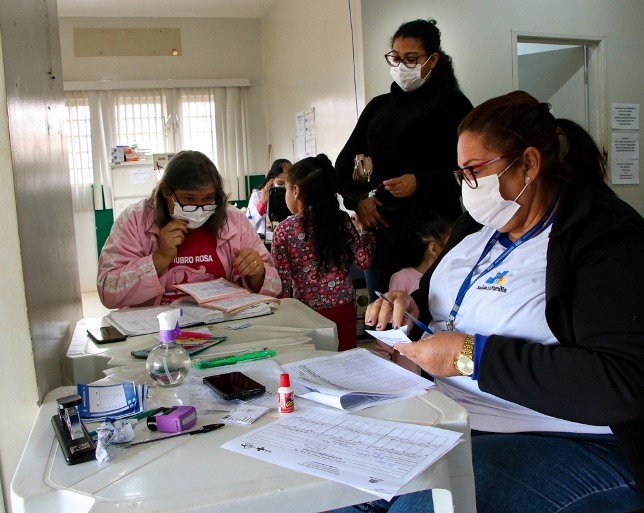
left=453, top=152, right=523, bottom=189
left=172, top=194, right=217, bottom=212
left=384, top=52, right=427, bottom=69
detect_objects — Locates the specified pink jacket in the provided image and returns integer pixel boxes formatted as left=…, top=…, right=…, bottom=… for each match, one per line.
left=97, top=200, right=281, bottom=309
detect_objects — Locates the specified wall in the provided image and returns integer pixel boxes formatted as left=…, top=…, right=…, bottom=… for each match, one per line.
left=358, top=0, right=644, bottom=214
left=261, top=0, right=363, bottom=162
left=0, top=0, right=83, bottom=508
left=58, top=16, right=269, bottom=173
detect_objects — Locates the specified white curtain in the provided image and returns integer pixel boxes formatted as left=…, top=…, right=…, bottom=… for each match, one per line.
left=214, top=87, right=250, bottom=200
left=64, top=85, right=250, bottom=209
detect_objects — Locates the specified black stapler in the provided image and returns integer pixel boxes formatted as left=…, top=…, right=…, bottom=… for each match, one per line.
left=51, top=394, right=96, bottom=465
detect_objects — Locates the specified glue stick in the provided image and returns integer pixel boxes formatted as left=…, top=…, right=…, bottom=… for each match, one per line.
left=277, top=373, right=294, bottom=414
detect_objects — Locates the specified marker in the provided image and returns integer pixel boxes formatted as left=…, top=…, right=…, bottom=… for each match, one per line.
left=194, top=350, right=276, bottom=369
left=374, top=291, right=433, bottom=335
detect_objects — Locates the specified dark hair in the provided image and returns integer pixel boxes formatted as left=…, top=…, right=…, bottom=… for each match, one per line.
left=257, top=158, right=292, bottom=190
left=286, top=154, right=352, bottom=270
left=396, top=213, right=452, bottom=269
left=457, top=90, right=610, bottom=192
left=148, top=150, right=229, bottom=235
left=390, top=18, right=461, bottom=90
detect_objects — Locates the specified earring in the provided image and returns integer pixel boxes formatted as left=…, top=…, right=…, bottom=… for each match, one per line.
left=525, top=176, right=531, bottom=184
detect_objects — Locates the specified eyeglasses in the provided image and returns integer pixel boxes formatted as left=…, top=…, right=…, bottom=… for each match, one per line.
left=172, top=193, right=217, bottom=212
left=453, top=152, right=523, bottom=189
left=384, top=52, right=427, bottom=69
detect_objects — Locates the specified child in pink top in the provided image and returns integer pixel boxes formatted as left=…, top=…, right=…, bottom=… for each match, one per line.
left=375, top=213, right=452, bottom=371
left=271, top=154, right=375, bottom=351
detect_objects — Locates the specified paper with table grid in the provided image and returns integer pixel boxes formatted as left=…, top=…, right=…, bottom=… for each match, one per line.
left=222, top=406, right=462, bottom=500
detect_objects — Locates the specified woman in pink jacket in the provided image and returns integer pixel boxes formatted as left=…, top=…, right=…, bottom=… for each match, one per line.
left=98, top=150, right=281, bottom=309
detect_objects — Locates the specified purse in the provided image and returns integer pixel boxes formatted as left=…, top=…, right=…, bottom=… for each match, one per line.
left=352, top=154, right=373, bottom=183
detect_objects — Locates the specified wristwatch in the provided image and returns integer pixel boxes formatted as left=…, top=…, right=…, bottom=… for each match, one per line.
left=454, top=334, right=475, bottom=376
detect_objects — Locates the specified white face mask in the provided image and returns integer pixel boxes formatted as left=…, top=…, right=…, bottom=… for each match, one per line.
left=171, top=202, right=216, bottom=230
left=389, top=57, right=431, bottom=92
left=461, top=159, right=529, bottom=231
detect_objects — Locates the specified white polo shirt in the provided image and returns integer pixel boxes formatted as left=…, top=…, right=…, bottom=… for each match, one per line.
left=428, top=225, right=610, bottom=434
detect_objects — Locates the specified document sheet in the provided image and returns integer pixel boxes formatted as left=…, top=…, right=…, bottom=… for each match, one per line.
left=222, top=407, right=462, bottom=501
left=281, top=348, right=432, bottom=411
left=106, top=302, right=271, bottom=335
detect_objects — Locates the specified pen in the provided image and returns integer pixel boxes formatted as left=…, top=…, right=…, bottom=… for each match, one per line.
left=194, top=349, right=277, bottom=369
left=374, top=291, right=433, bottom=335
left=127, top=423, right=225, bottom=446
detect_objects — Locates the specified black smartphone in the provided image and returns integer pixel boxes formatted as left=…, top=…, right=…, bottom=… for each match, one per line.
left=267, top=186, right=291, bottom=222
left=203, top=372, right=266, bottom=401
left=87, top=326, right=127, bottom=344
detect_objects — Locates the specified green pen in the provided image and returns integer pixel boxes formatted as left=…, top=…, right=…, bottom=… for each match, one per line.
left=194, top=350, right=276, bottom=369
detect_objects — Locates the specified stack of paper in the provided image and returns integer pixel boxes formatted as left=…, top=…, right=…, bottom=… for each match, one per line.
left=76, top=382, right=148, bottom=421
left=106, top=302, right=272, bottom=336
left=282, top=348, right=432, bottom=411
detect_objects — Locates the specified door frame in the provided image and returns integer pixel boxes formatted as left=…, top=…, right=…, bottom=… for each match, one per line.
left=511, top=30, right=607, bottom=156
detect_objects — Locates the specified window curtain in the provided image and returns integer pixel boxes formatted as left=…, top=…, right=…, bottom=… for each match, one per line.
left=64, top=85, right=250, bottom=209
left=213, top=87, right=250, bottom=200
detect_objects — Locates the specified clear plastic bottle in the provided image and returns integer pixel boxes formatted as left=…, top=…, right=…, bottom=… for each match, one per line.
left=146, top=309, right=191, bottom=387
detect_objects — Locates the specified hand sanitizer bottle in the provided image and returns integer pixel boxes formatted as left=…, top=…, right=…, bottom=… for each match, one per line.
left=146, top=309, right=191, bottom=387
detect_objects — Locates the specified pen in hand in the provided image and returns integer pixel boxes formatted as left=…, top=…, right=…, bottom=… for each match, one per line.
left=374, top=291, right=433, bottom=335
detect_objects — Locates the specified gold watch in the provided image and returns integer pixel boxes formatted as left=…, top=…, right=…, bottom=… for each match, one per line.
left=454, top=334, right=475, bottom=376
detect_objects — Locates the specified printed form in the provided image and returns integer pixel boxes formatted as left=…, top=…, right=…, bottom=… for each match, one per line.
left=222, top=407, right=462, bottom=500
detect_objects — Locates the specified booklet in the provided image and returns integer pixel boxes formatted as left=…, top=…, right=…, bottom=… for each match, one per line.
left=175, top=278, right=280, bottom=313
left=281, top=348, right=432, bottom=412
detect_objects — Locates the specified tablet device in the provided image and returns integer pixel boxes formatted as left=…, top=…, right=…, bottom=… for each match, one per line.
left=203, top=372, right=266, bottom=401
left=87, top=326, right=127, bottom=344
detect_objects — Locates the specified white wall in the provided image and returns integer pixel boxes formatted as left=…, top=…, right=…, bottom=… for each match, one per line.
left=58, top=16, right=270, bottom=173
left=358, top=0, right=644, bottom=214
left=261, top=0, right=363, bottom=162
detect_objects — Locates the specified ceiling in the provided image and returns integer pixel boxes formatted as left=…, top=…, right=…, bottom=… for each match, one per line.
left=56, top=0, right=276, bottom=18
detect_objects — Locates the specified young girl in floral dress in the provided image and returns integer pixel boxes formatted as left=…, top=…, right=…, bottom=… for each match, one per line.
left=271, top=154, right=375, bottom=350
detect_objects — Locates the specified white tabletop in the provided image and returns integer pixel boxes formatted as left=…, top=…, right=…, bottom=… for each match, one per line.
left=13, top=347, right=476, bottom=513
left=66, top=299, right=339, bottom=384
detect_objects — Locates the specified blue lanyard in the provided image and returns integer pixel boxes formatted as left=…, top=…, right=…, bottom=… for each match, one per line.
left=445, top=194, right=558, bottom=331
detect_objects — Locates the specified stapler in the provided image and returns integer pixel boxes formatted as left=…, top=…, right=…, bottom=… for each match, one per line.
left=51, top=394, right=96, bottom=465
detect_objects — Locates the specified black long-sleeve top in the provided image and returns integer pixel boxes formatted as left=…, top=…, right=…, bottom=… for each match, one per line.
left=335, top=80, right=473, bottom=222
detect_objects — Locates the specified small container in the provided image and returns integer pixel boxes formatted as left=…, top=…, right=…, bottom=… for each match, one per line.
left=277, top=373, right=295, bottom=414
left=146, top=309, right=191, bottom=387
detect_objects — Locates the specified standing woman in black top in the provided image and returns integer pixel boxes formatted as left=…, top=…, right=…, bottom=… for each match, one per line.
left=335, top=18, right=473, bottom=300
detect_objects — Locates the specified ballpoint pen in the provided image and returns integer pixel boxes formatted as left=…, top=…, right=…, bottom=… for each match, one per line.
left=194, top=349, right=277, bottom=369
left=374, top=291, right=433, bottom=335
left=126, top=423, right=225, bottom=447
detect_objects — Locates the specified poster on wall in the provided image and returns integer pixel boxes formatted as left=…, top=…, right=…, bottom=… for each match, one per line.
left=610, top=103, right=640, bottom=185
left=295, top=108, right=317, bottom=161
left=611, top=103, right=639, bottom=130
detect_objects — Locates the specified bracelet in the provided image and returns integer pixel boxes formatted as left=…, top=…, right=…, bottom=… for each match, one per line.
left=366, top=188, right=378, bottom=199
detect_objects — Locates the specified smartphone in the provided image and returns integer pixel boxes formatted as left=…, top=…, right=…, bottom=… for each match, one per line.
left=87, top=326, right=127, bottom=344
left=203, top=372, right=266, bottom=401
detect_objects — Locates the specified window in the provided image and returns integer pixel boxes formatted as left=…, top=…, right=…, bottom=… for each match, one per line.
left=63, top=87, right=219, bottom=208
left=63, top=84, right=248, bottom=211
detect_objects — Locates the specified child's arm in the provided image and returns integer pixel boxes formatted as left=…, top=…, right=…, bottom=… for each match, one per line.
left=346, top=214, right=376, bottom=270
